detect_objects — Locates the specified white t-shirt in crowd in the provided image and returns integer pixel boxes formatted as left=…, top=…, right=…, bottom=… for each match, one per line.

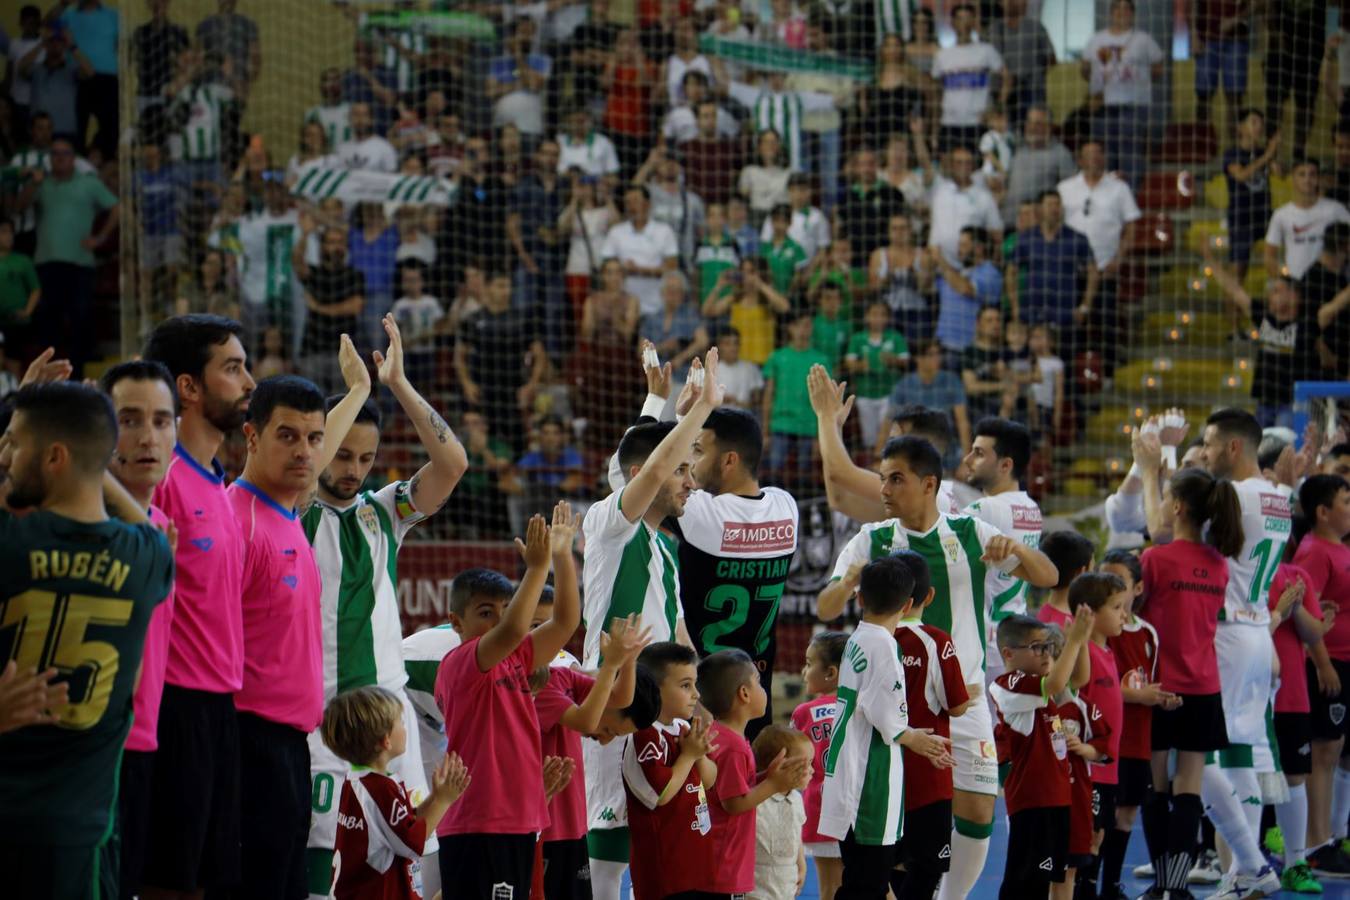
left=932, top=41, right=1005, bottom=127
left=601, top=218, right=680, bottom=317
left=1082, top=28, right=1164, bottom=107
left=556, top=131, right=621, bottom=178
left=1264, top=198, right=1350, bottom=279
left=759, top=205, right=831, bottom=261
left=661, top=104, right=740, bottom=143
left=927, top=177, right=1003, bottom=266
left=1030, top=353, right=1064, bottom=409
left=1058, top=171, right=1142, bottom=269
left=337, top=135, right=399, bottom=173
left=719, top=359, right=765, bottom=408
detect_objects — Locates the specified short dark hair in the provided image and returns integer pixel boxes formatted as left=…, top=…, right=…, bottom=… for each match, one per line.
left=770, top=203, right=792, bottom=221
left=143, top=314, right=245, bottom=382
left=880, top=435, right=944, bottom=482
left=12, top=382, right=117, bottom=475
left=617, top=421, right=677, bottom=475
left=809, top=631, right=851, bottom=669
left=891, top=404, right=953, bottom=452
left=20, top=5, right=41, bottom=19
left=99, top=360, right=179, bottom=415
left=1300, top=474, right=1350, bottom=524
left=1041, top=531, right=1095, bottom=588
left=697, top=649, right=759, bottom=718
left=326, top=394, right=382, bottom=429
left=703, top=407, right=764, bottom=475
left=448, top=567, right=514, bottom=617
left=1206, top=408, right=1263, bottom=456
left=857, top=555, right=916, bottom=617
left=1292, top=155, right=1322, bottom=175
left=996, top=613, right=1047, bottom=652
left=538, top=415, right=566, bottom=432
left=682, top=69, right=710, bottom=90
left=637, top=641, right=699, bottom=685
left=247, top=375, right=325, bottom=429
left=889, top=549, right=931, bottom=604
left=973, top=417, right=1032, bottom=480
left=962, top=226, right=992, bottom=254
left=1328, top=442, right=1350, bottom=460
left=1068, top=571, right=1126, bottom=614
left=618, top=666, right=662, bottom=731
left=1100, top=548, right=1142, bottom=587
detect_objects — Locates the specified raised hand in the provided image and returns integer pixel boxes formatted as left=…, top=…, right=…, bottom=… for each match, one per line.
left=515, top=514, right=551, bottom=570
left=1067, top=604, right=1096, bottom=643
left=696, top=347, right=724, bottom=410
left=807, top=364, right=854, bottom=430
left=432, top=751, right=471, bottom=804
left=679, top=715, right=715, bottom=759
left=372, top=314, right=407, bottom=387
left=1131, top=425, right=1163, bottom=473
left=675, top=357, right=704, bottom=416
left=642, top=339, right=673, bottom=400
left=542, top=755, right=575, bottom=801
left=337, top=333, right=371, bottom=393
left=606, top=613, right=652, bottom=666
left=764, top=747, right=811, bottom=792
left=20, top=347, right=73, bottom=388
left=1158, top=408, right=1189, bottom=448
left=549, top=500, right=577, bottom=556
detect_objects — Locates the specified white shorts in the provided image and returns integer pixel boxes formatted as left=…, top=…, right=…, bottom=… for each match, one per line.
left=308, top=690, right=433, bottom=853
left=1216, top=624, right=1275, bottom=761
left=584, top=736, right=628, bottom=831
left=950, top=695, right=999, bottom=796
left=804, top=840, right=841, bottom=859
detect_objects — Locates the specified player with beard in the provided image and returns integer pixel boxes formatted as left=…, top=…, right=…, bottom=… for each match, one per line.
left=99, top=361, right=181, bottom=900
left=140, top=314, right=256, bottom=900
left=303, top=314, right=468, bottom=900
left=959, top=418, right=1043, bottom=682
left=819, top=435, right=1058, bottom=900
left=0, top=382, right=174, bottom=900
left=581, top=346, right=722, bottom=900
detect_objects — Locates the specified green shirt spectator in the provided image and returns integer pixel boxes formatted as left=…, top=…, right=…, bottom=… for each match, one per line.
left=846, top=328, right=910, bottom=398
left=32, top=169, right=118, bottom=268
left=0, top=222, right=40, bottom=325
left=761, top=236, right=807, bottom=296
left=695, top=232, right=740, bottom=304
left=764, top=336, right=831, bottom=436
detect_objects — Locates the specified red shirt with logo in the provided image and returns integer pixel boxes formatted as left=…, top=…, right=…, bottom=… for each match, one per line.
left=622, top=719, right=716, bottom=898
left=894, top=620, right=969, bottom=810
left=1038, top=604, right=1072, bottom=629
left=534, top=666, right=596, bottom=841
left=333, top=771, right=427, bottom=900
left=990, top=670, right=1071, bottom=813
left=1294, top=535, right=1350, bottom=661
left=791, top=693, right=837, bottom=844
left=1108, top=615, right=1159, bottom=761
left=1269, top=564, right=1322, bottom=714
left=1079, top=640, right=1123, bottom=785
left=1140, top=540, right=1227, bottom=694
left=1058, top=696, right=1111, bottom=856
left=707, top=722, right=757, bottom=893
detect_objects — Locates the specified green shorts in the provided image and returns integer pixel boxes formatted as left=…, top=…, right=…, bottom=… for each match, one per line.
left=586, top=826, right=630, bottom=863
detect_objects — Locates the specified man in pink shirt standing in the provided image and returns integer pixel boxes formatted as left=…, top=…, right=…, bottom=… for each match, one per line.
left=141, top=314, right=255, bottom=899
left=227, top=364, right=369, bottom=900
left=99, top=360, right=180, bottom=900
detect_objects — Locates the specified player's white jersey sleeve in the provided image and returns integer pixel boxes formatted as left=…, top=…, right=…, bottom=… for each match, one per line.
left=401, top=625, right=461, bottom=728
left=1223, top=478, right=1293, bottom=626
left=369, top=479, right=429, bottom=543
left=830, top=526, right=877, bottom=582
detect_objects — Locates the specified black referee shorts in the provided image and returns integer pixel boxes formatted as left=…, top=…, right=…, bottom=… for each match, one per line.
left=238, top=712, right=310, bottom=900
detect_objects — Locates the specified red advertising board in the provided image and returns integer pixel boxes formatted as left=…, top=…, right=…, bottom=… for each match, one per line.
left=396, top=541, right=523, bottom=633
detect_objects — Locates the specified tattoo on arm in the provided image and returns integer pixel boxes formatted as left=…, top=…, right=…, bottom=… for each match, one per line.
left=422, top=400, right=451, bottom=445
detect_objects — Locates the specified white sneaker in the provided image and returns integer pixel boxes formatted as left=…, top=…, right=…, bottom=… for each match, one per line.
left=1132, top=862, right=1155, bottom=878
left=1208, top=872, right=1240, bottom=899
left=1187, top=850, right=1223, bottom=885
left=1233, top=864, right=1282, bottom=899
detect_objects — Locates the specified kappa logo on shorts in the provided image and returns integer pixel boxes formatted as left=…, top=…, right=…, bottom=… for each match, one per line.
left=1332, top=704, right=1346, bottom=726
left=1039, top=858, right=1054, bottom=872
left=939, top=844, right=951, bottom=859
left=492, top=883, right=515, bottom=900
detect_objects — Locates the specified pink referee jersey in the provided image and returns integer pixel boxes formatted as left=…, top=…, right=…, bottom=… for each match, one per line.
left=228, top=479, right=324, bottom=732
left=124, top=504, right=177, bottom=752
left=152, top=444, right=244, bottom=693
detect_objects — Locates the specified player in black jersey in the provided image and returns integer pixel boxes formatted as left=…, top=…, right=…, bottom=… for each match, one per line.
left=0, top=382, right=175, bottom=900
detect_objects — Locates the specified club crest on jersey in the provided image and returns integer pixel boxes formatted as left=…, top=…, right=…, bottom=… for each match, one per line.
left=358, top=505, right=380, bottom=535
left=492, top=883, right=515, bottom=900
left=720, top=519, right=795, bottom=553
left=941, top=536, right=961, bottom=563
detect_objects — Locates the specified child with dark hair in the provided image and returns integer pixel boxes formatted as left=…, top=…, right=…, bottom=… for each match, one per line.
left=791, top=630, right=850, bottom=900
left=1037, top=530, right=1096, bottom=627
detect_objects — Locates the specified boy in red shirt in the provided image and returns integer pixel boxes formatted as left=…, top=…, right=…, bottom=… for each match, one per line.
left=791, top=630, right=850, bottom=900
left=989, top=606, right=1094, bottom=900
left=533, top=614, right=658, bottom=900
left=321, top=686, right=470, bottom=900
left=888, top=549, right=971, bottom=900
left=1293, top=474, right=1350, bottom=871
left=697, top=649, right=810, bottom=896
left=621, top=642, right=719, bottom=899
left=433, top=506, right=581, bottom=897
left=1035, top=531, right=1096, bottom=629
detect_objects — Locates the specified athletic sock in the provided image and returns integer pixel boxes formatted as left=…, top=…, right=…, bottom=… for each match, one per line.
left=1277, top=782, right=1310, bottom=867
left=1141, top=790, right=1170, bottom=868
left=1225, top=766, right=1264, bottom=851
left=1162, top=793, right=1203, bottom=890
left=1201, top=763, right=1266, bottom=873
left=1333, top=768, right=1350, bottom=841
left=1099, top=826, right=1132, bottom=890
left=936, top=817, right=992, bottom=900
left=588, top=859, right=626, bottom=900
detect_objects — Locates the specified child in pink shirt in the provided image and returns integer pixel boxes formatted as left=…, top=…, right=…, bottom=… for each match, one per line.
left=791, top=631, right=850, bottom=900
left=1037, top=531, right=1096, bottom=628
left=433, top=506, right=581, bottom=898
left=697, top=649, right=811, bottom=895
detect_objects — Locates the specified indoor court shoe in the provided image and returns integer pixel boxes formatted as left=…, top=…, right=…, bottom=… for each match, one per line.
left=1187, top=849, right=1222, bottom=884
left=1132, top=863, right=1155, bottom=878
left=1231, top=863, right=1282, bottom=899
left=1309, top=843, right=1350, bottom=877
left=1281, top=861, right=1324, bottom=894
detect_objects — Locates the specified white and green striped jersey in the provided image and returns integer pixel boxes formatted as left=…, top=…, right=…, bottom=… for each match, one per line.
left=962, top=490, right=1043, bottom=623
left=402, top=622, right=460, bottom=768
left=580, top=488, right=684, bottom=668
left=831, top=514, right=1003, bottom=682
left=726, top=82, right=836, bottom=173
left=875, top=0, right=918, bottom=42
left=236, top=209, right=300, bottom=308
left=305, top=102, right=353, bottom=150
left=1222, top=477, right=1294, bottom=627
left=379, top=25, right=427, bottom=93
left=818, top=621, right=909, bottom=846
left=304, top=480, right=428, bottom=703
left=175, top=83, right=233, bottom=162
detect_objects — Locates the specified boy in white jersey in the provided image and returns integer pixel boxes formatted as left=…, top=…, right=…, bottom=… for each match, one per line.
left=819, top=555, right=954, bottom=896
left=818, top=435, right=1059, bottom=900
left=305, top=68, right=352, bottom=149
left=1264, top=158, right=1350, bottom=279
left=581, top=346, right=725, bottom=900
left=961, top=417, right=1043, bottom=682
left=304, top=316, right=468, bottom=900
left=1199, top=408, right=1295, bottom=896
